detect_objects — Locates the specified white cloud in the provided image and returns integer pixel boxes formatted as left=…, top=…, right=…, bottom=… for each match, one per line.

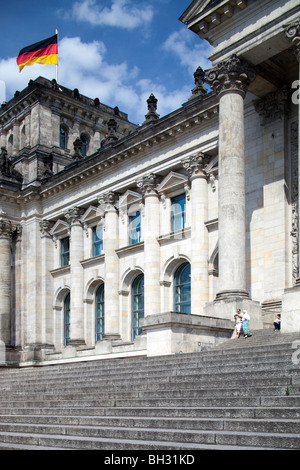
left=69, top=0, right=154, bottom=30
left=0, top=35, right=196, bottom=125
left=163, top=29, right=213, bottom=74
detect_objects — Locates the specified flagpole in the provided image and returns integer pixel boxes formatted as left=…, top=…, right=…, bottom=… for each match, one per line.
left=55, top=29, right=58, bottom=83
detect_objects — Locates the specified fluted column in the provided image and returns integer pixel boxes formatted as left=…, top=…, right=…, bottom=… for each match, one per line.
left=65, top=207, right=85, bottom=346
left=0, top=216, right=14, bottom=346
left=99, top=192, right=120, bottom=340
left=285, top=20, right=300, bottom=282
left=206, top=55, right=256, bottom=301
left=182, top=153, right=209, bottom=314
left=137, top=174, right=160, bottom=316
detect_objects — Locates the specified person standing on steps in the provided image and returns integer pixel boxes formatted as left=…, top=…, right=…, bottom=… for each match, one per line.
left=234, top=308, right=243, bottom=338
left=242, top=310, right=252, bottom=338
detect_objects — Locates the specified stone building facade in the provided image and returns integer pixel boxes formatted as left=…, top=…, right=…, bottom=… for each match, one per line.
left=0, top=0, right=300, bottom=365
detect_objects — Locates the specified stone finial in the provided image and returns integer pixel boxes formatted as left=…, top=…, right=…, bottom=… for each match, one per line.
left=101, top=119, right=118, bottom=147
left=73, top=137, right=83, bottom=160
left=205, top=54, right=256, bottom=98
left=190, top=67, right=207, bottom=99
left=285, top=19, right=300, bottom=60
left=144, top=94, right=160, bottom=123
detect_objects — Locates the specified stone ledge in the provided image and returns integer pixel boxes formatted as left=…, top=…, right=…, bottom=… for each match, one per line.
left=140, top=311, right=234, bottom=332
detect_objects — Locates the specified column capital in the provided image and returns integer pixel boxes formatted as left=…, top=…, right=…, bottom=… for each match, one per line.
left=206, top=54, right=256, bottom=98
left=285, top=19, right=300, bottom=60
left=182, top=152, right=210, bottom=179
left=137, top=173, right=160, bottom=198
left=98, top=191, right=119, bottom=213
left=64, top=207, right=84, bottom=227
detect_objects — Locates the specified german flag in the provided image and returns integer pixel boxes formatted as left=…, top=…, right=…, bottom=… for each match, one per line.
left=17, top=34, right=58, bottom=72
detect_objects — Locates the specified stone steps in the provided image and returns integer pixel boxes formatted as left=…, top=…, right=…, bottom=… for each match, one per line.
left=0, top=329, right=299, bottom=450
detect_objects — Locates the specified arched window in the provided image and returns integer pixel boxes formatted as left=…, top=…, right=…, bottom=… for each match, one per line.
left=174, top=262, right=191, bottom=314
left=80, top=134, right=88, bottom=157
left=64, top=293, right=71, bottom=345
left=95, top=284, right=105, bottom=342
left=60, top=125, right=68, bottom=149
left=132, top=274, right=144, bottom=341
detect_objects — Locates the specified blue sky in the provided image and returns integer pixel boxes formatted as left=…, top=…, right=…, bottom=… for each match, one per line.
left=0, top=0, right=213, bottom=124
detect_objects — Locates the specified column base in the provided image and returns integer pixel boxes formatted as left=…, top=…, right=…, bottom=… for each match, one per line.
left=281, top=285, right=300, bottom=333
left=203, top=297, right=263, bottom=330
left=215, top=290, right=250, bottom=301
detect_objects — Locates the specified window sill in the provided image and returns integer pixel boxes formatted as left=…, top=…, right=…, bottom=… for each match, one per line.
left=116, top=241, right=144, bottom=257
left=50, top=265, right=71, bottom=277
left=80, top=253, right=105, bottom=268
left=157, top=227, right=191, bottom=244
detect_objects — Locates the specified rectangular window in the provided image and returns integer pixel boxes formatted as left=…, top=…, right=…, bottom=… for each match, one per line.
left=171, top=193, right=186, bottom=232
left=129, top=211, right=141, bottom=245
left=92, top=225, right=103, bottom=256
left=61, top=237, right=70, bottom=267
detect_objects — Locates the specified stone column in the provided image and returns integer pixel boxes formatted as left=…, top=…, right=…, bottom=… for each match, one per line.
left=0, top=216, right=13, bottom=346
left=285, top=21, right=300, bottom=282
left=206, top=54, right=256, bottom=301
left=137, top=174, right=160, bottom=316
left=99, top=192, right=120, bottom=340
left=182, top=152, right=209, bottom=314
left=281, top=21, right=300, bottom=333
left=65, top=207, right=85, bottom=346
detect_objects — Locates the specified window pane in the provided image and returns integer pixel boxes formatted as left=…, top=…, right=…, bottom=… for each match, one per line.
left=132, top=274, right=144, bottom=340
left=61, top=237, right=70, bottom=267
left=174, top=262, right=191, bottom=314
left=129, top=211, right=141, bottom=245
left=95, top=284, right=104, bottom=342
left=92, top=226, right=103, bottom=256
left=64, top=293, right=70, bottom=345
left=171, top=194, right=186, bottom=232
left=60, top=126, right=67, bottom=148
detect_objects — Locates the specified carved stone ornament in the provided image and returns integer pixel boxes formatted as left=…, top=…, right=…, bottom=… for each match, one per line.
left=0, top=218, right=13, bottom=240
left=254, top=86, right=290, bottom=125
left=182, top=152, right=211, bottom=178
left=64, top=207, right=84, bottom=226
left=137, top=173, right=159, bottom=197
left=285, top=19, right=300, bottom=59
left=98, top=191, right=119, bottom=213
left=39, top=220, right=53, bottom=238
left=205, top=54, right=256, bottom=98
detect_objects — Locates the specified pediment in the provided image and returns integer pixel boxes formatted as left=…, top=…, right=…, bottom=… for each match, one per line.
left=180, top=0, right=220, bottom=24
left=118, top=190, right=142, bottom=209
left=50, top=219, right=70, bottom=237
left=81, top=205, right=104, bottom=224
left=157, top=171, right=188, bottom=194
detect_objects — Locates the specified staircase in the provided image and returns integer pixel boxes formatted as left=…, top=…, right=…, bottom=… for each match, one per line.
left=0, top=329, right=300, bottom=450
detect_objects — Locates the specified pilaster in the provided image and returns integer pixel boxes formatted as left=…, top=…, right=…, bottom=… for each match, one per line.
left=0, top=216, right=14, bottom=346
left=137, top=174, right=160, bottom=317
left=98, top=192, right=121, bottom=340
left=182, top=152, right=210, bottom=314
left=65, top=206, right=85, bottom=346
